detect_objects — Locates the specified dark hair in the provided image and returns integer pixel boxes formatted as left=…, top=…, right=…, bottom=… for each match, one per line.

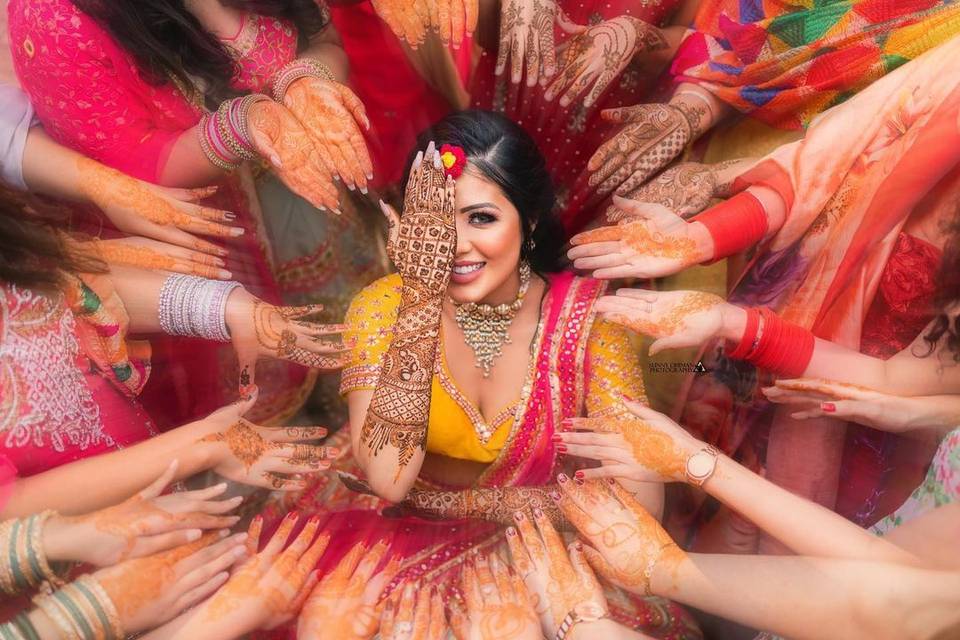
left=922, top=215, right=960, bottom=361
left=71, top=1, right=328, bottom=106
left=0, top=189, right=105, bottom=290
left=404, top=109, right=565, bottom=274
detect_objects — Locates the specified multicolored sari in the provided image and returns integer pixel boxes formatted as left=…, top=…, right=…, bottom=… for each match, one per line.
left=260, top=272, right=701, bottom=640
left=673, top=36, right=960, bottom=541
left=672, top=0, right=960, bottom=129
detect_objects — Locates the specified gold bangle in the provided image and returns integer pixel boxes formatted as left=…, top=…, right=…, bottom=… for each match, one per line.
left=33, top=511, right=64, bottom=588
left=78, top=576, right=124, bottom=640
left=32, top=593, right=80, bottom=640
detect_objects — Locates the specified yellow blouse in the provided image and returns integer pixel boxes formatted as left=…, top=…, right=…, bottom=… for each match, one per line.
left=339, top=274, right=646, bottom=463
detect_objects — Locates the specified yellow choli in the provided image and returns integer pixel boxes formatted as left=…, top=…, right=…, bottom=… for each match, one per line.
left=339, top=274, right=646, bottom=463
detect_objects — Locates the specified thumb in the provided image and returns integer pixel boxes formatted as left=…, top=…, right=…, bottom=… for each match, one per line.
left=138, top=459, right=180, bottom=499
left=611, top=195, right=679, bottom=223
left=556, top=9, right=587, bottom=34
left=379, top=199, right=401, bottom=245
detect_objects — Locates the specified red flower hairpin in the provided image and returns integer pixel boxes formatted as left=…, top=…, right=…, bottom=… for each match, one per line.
left=439, top=144, right=466, bottom=179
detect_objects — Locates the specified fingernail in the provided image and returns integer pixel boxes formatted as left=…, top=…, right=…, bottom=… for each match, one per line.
left=213, top=257, right=226, bottom=267
left=218, top=248, right=229, bottom=257
left=186, top=529, right=202, bottom=541
left=360, top=185, right=369, bottom=194
left=218, top=269, right=232, bottom=279
left=822, top=402, right=836, bottom=413
left=574, top=475, right=585, bottom=486
left=551, top=434, right=562, bottom=442
left=556, top=444, right=567, bottom=453
left=532, top=508, right=544, bottom=518
left=574, top=541, right=583, bottom=551
left=505, top=526, right=517, bottom=537
left=549, top=490, right=561, bottom=501
left=327, top=448, right=340, bottom=458
left=229, top=495, right=243, bottom=503
left=607, top=477, right=617, bottom=485
left=622, top=394, right=636, bottom=403
left=513, top=511, right=525, bottom=522
left=231, top=227, right=245, bottom=237
left=224, top=212, right=237, bottom=221
left=557, top=473, right=569, bottom=484
left=218, top=529, right=230, bottom=538
left=574, top=470, right=584, bottom=480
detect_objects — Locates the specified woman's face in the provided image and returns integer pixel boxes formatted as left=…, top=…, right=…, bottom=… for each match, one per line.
left=447, top=166, right=525, bottom=305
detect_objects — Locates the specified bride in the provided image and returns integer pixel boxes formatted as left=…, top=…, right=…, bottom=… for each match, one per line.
left=263, top=109, right=701, bottom=640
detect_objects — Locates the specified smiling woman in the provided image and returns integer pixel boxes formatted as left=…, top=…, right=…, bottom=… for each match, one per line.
left=257, top=111, right=703, bottom=640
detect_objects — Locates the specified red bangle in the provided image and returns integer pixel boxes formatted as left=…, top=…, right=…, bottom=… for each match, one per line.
left=727, top=307, right=759, bottom=359
left=694, top=191, right=769, bottom=260
left=746, top=308, right=815, bottom=378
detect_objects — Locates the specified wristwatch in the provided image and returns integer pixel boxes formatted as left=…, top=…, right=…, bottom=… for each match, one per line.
left=685, top=445, right=720, bottom=487
left=555, top=602, right=608, bottom=640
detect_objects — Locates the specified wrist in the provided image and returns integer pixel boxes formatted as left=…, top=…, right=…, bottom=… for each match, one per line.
left=719, top=304, right=748, bottom=342
left=686, top=220, right=716, bottom=264
left=41, top=515, right=77, bottom=563
left=568, top=617, right=621, bottom=640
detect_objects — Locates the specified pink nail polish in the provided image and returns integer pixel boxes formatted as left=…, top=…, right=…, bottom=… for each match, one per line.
left=533, top=508, right=544, bottom=518
left=557, top=473, right=569, bottom=484
left=574, top=470, right=584, bottom=480
left=549, top=491, right=561, bottom=501
left=822, top=402, right=836, bottom=413
left=556, top=444, right=568, bottom=454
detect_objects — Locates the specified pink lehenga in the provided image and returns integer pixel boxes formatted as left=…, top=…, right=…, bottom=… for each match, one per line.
left=259, top=272, right=702, bottom=640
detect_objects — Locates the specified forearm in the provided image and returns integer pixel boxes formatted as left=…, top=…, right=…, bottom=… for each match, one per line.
left=158, top=125, right=227, bottom=187
left=357, top=282, right=442, bottom=502
left=668, top=82, right=731, bottom=141
left=20, top=127, right=91, bottom=202
left=703, top=456, right=918, bottom=565
left=403, top=486, right=564, bottom=527
left=654, top=553, right=960, bottom=640
left=2, top=424, right=211, bottom=517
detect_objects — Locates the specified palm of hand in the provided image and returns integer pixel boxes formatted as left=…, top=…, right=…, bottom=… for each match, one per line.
left=284, top=77, right=372, bottom=192
left=247, top=100, right=340, bottom=212
left=571, top=214, right=701, bottom=279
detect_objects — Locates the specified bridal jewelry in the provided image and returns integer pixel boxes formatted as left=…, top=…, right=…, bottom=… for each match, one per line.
left=454, top=261, right=531, bottom=378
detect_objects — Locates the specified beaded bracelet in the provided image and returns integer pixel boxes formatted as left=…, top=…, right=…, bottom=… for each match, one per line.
left=198, top=94, right=271, bottom=171
left=270, top=58, right=335, bottom=100
left=158, top=274, right=242, bottom=342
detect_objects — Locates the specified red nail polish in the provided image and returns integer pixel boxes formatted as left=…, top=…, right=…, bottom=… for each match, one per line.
left=551, top=434, right=562, bottom=442
left=557, top=473, right=569, bottom=484
left=822, top=402, right=836, bottom=413
left=574, top=470, right=584, bottom=480
left=549, top=490, right=561, bottom=501
left=556, top=444, right=568, bottom=453
left=606, top=478, right=617, bottom=485
left=574, top=476, right=585, bottom=486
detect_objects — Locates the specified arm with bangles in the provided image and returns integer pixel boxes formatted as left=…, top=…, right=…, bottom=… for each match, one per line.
left=557, top=478, right=960, bottom=640
left=350, top=145, right=456, bottom=503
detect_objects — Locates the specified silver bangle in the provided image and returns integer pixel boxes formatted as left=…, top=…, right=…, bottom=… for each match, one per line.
left=158, top=275, right=242, bottom=342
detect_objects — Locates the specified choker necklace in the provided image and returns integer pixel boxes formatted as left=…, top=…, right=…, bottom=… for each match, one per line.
left=454, top=262, right=532, bottom=378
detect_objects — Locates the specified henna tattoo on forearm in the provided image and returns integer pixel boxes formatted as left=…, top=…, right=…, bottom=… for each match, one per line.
left=396, top=486, right=566, bottom=528
left=359, top=152, right=455, bottom=479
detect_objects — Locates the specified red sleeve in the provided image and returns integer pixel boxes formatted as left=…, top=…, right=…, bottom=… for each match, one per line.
left=8, top=0, right=196, bottom=181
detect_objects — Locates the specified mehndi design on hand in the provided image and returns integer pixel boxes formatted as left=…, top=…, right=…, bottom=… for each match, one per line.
left=545, top=16, right=666, bottom=108
left=283, top=76, right=373, bottom=193
left=361, top=144, right=456, bottom=476
left=588, top=102, right=707, bottom=197
left=386, top=486, right=565, bottom=527
left=83, top=237, right=232, bottom=280
left=449, top=554, right=541, bottom=640
left=562, top=416, right=689, bottom=482
left=556, top=477, right=684, bottom=595
left=608, top=162, right=718, bottom=221
left=247, top=99, right=340, bottom=213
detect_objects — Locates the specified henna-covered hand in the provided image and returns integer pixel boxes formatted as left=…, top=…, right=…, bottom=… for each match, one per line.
left=435, top=0, right=479, bottom=49
left=371, top=0, right=433, bottom=49
left=81, top=236, right=233, bottom=280
left=559, top=400, right=703, bottom=483
left=282, top=75, right=373, bottom=194
left=380, top=581, right=446, bottom=640
left=247, top=99, right=340, bottom=213
left=385, top=486, right=565, bottom=528
left=595, top=288, right=727, bottom=356
left=545, top=16, right=667, bottom=108
left=298, top=540, right=400, bottom=640
left=43, top=461, right=241, bottom=567
left=506, top=507, right=608, bottom=637
left=588, top=102, right=707, bottom=197
left=194, top=394, right=336, bottom=491
left=607, top=161, right=727, bottom=222
left=495, top=0, right=585, bottom=86
left=360, top=143, right=456, bottom=495
left=556, top=476, right=685, bottom=596
left=762, top=379, right=960, bottom=432
left=225, top=287, right=349, bottom=396
left=95, top=530, right=248, bottom=634
left=77, top=157, right=241, bottom=255
left=449, top=554, right=541, bottom=640
left=568, top=196, right=715, bottom=279
left=170, top=514, right=327, bottom=639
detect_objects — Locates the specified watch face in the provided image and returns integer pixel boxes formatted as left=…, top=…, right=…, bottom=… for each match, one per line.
left=574, top=602, right=606, bottom=621
left=687, top=452, right=713, bottom=478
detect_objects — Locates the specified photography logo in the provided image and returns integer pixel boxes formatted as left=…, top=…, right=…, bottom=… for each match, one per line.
left=649, top=360, right=709, bottom=375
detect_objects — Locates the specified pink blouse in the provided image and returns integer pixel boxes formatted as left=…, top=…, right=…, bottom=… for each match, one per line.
left=7, top=0, right=297, bottom=181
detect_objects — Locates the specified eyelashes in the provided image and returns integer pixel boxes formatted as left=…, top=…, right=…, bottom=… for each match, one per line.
left=467, top=211, right=498, bottom=225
